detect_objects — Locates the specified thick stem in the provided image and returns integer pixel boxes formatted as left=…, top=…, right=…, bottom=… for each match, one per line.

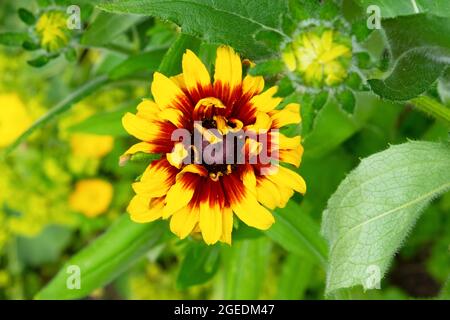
left=410, top=96, right=450, bottom=125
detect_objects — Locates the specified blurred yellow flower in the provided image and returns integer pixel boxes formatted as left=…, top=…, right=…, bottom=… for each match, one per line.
left=70, top=133, right=114, bottom=159
left=35, top=11, right=69, bottom=52
left=0, top=270, right=10, bottom=288
left=69, top=179, right=113, bottom=218
left=283, top=30, right=351, bottom=86
left=0, top=93, right=32, bottom=148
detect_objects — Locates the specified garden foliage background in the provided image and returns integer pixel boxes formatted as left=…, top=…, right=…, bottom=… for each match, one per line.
left=0, top=0, right=449, bottom=300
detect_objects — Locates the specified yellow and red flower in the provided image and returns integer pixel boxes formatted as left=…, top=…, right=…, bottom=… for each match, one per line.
left=122, top=46, right=306, bottom=245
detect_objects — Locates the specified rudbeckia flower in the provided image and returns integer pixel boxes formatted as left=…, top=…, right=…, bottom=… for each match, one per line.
left=122, top=46, right=306, bottom=245
left=283, top=30, right=351, bottom=86
left=35, top=11, right=69, bottom=52
left=69, top=179, right=113, bottom=218
left=70, top=133, right=114, bottom=159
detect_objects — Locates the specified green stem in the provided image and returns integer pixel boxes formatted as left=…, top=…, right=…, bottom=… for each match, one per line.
left=410, top=96, right=450, bottom=125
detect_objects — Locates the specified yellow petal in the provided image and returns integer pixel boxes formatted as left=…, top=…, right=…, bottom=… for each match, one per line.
left=170, top=73, right=186, bottom=89
left=249, top=111, right=272, bottom=130
left=128, top=196, right=164, bottom=223
left=319, top=44, right=350, bottom=63
left=277, top=184, right=294, bottom=208
left=220, top=207, right=233, bottom=245
left=159, top=107, right=183, bottom=127
left=151, top=72, right=185, bottom=108
left=278, top=134, right=301, bottom=150
left=182, top=49, right=211, bottom=93
left=256, top=178, right=281, bottom=210
left=214, top=45, right=242, bottom=89
left=242, top=74, right=264, bottom=96
left=200, top=202, right=222, bottom=245
left=279, top=144, right=304, bottom=167
left=269, top=103, right=301, bottom=128
left=122, top=112, right=155, bottom=141
left=170, top=206, right=199, bottom=239
left=242, top=166, right=256, bottom=191
left=133, top=161, right=175, bottom=197
left=267, top=166, right=306, bottom=194
left=305, top=62, right=320, bottom=83
left=250, top=86, right=282, bottom=112
left=231, top=190, right=274, bottom=230
left=163, top=176, right=196, bottom=218
left=321, top=30, right=333, bottom=51
left=136, top=99, right=160, bottom=122
left=282, top=49, right=297, bottom=71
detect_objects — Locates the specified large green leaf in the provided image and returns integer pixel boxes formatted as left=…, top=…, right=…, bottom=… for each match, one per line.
left=368, top=14, right=450, bottom=100
left=81, top=11, right=142, bottom=46
left=221, top=238, right=271, bottom=299
left=98, top=0, right=291, bottom=58
left=176, top=242, right=221, bottom=289
left=35, top=215, right=168, bottom=299
left=357, top=0, right=450, bottom=18
left=322, top=141, right=450, bottom=295
left=266, top=201, right=328, bottom=268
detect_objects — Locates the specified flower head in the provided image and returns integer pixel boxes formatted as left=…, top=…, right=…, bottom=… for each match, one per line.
left=69, top=179, right=113, bottom=218
left=0, top=93, right=32, bottom=148
left=122, top=46, right=306, bottom=245
left=35, top=11, right=69, bottom=52
left=70, top=133, right=114, bottom=159
left=283, top=29, right=351, bottom=86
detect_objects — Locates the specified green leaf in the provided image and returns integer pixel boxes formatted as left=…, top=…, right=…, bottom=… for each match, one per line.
left=67, top=106, right=135, bottom=136
left=98, top=0, right=291, bottom=58
left=81, top=11, right=142, bottom=46
left=176, top=242, right=221, bottom=289
left=337, top=89, right=356, bottom=115
left=109, top=48, right=166, bottom=80
left=276, top=254, right=314, bottom=299
left=0, top=32, right=30, bottom=47
left=17, top=226, right=72, bottom=267
left=356, top=0, right=450, bottom=18
left=22, top=41, right=40, bottom=51
left=266, top=200, right=328, bottom=268
left=302, top=92, right=378, bottom=158
left=221, top=238, right=271, bottom=299
left=322, top=141, right=450, bottom=295
left=35, top=215, right=168, bottom=299
left=18, top=8, right=36, bottom=25
left=158, top=33, right=201, bottom=76
left=5, top=76, right=109, bottom=155
left=368, top=14, right=450, bottom=100
left=27, top=55, right=53, bottom=67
